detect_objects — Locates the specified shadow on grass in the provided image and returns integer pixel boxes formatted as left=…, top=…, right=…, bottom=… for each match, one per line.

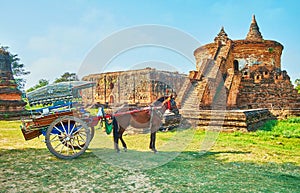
left=189, top=150, right=251, bottom=158
left=1, top=148, right=299, bottom=192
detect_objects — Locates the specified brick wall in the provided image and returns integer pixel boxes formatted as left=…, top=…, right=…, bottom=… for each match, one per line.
left=83, top=68, right=187, bottom=106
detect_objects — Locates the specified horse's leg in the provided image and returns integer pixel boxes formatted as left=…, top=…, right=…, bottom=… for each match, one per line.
left=149, top=131, right=157, bottom=153
left=119, top=128, right=127, bottom=152
left=112, top=117, right=120, bottom=153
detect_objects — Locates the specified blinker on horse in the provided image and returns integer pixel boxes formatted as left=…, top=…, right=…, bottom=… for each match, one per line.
left=111, top=96, right=178, bottom=153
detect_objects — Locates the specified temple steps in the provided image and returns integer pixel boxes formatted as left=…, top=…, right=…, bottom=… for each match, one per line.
left=180, top=108, right=275, bottom=132
left=180, top=79, right=208, bottom=110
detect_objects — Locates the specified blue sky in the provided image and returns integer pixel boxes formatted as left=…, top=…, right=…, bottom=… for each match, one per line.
left=0, top=0, right=299, bottom=89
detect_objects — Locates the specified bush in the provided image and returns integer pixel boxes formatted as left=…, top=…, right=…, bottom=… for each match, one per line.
left=285, top=117, right=300, bottom=123
left=258, top=118, right=300, bottom=138
left=258, top=120, right=277, bottom=131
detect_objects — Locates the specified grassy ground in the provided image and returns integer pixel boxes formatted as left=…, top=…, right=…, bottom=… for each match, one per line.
left=0, top=118, right=299, bottom=192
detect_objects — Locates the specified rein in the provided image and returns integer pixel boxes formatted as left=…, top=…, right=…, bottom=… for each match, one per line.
left=112, top=106, right=163, bottom=117
left=98, top=96, right=171, bottom=118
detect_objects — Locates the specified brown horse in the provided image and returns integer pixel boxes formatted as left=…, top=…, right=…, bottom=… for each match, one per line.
left=112, top=96, right=178, bottom=153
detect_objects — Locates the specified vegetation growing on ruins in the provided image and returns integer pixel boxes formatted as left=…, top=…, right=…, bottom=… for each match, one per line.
left=295, top=78, right=300, bottom=93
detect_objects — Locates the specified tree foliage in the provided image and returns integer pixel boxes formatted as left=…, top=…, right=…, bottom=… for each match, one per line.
left=11, top=54, right=30, bottom=90
left=26, top=79, right=49, bottom=93
left=54, top=72, right=79, bottom=83
left=1, top=45, right=30, bottom=90
left=25, top=72, right=79, bottom=93
left=295, top=79, right=300, bottom=93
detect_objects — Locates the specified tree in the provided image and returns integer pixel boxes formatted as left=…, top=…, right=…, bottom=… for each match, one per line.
left=11, top=54, right=30, bottom=90
left=26, top=72, right=78, bottom=92
left=54, top=72, right=79, bottom=83
left=295, top=79, right=300, bottom=93
left=1, top=45, right=30, bottom=90
left=26, top=79, right=49, bottom=92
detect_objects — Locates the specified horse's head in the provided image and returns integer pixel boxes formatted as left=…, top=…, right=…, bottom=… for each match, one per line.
left=154, top=96, right=179, bottom=115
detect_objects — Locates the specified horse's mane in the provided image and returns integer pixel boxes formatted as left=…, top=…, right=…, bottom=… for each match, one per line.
left=152, top=96, right=166, bottom=106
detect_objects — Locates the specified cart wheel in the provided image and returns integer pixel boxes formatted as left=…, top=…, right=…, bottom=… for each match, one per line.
left=66, top=126, right=94, bottom=150
left=90, top=126, right=95, bottom=140
left=45, top=116, right=91, bottom=159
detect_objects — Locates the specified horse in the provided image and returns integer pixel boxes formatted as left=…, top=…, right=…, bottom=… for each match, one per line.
left=111, top=96, right=178, bottom=153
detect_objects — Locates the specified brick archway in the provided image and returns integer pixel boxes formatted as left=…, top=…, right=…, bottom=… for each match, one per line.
left=234, top=60, right=239, bottom=72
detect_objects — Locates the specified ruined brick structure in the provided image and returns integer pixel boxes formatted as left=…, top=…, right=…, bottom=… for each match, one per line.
left=82, top=67, right=186, bottom=106
left=178, top=15, right=300, bottom=118
left=0, top=48, right=26, bottom=118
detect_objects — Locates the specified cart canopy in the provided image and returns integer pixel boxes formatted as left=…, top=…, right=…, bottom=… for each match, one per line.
left=26, top=81, right=95, bottom=106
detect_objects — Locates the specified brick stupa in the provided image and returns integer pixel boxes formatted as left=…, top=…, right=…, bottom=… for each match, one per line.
left=177, top=15, right=300, bottom=130
left=0, top=48, right=26, bottom=119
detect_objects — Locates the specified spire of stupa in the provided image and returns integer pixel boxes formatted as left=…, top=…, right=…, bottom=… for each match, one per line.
left=214, top=26, right=229, bottom=45
left=246, top=15, right=263, bottom=41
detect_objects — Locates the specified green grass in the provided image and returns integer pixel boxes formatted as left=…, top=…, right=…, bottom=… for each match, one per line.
left=0, top=118, right=299, bottom=192
left=254, top=117, right=300, bottom=138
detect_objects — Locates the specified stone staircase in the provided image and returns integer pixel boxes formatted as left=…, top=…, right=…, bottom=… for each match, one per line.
left=208, top=41, right=232, bottom=79
left=181, top=80, right=206, bottom=109
left=198, top=59, right=214, bottom=78
left=175, top=78, right=191, bottom=108
left=179, top=79, right=208, bottom=127
left=179, top=43, right=229, bottom=123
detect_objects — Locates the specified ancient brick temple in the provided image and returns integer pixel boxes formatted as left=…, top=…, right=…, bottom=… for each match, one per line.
left=178, top=15, right=300, bottom=118
left=82, top=67, right=186, bottom=106
left=0, top=48, right=26, bottom=118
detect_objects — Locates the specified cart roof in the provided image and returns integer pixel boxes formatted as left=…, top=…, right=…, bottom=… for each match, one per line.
left=26, top=81, right=95, bottom=105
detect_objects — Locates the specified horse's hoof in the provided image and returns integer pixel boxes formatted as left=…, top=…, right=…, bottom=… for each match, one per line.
left=116, top=149, right=120, bottom=153
left=152, top=149, right=158, bottom=154
left=123, top=147, right=127, bottom=152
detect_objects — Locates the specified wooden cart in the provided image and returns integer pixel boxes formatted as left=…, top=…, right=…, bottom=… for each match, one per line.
left=21, top=81, right=100, bottom=159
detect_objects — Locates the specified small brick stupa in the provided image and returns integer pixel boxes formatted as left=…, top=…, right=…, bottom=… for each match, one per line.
left=179, top=15, right=300, bottom=114
left=177, top=15, right=300, bottom=131
left=0, top=48, right=26, bottom=119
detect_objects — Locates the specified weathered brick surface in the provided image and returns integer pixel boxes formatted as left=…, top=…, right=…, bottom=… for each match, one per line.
left=246, top=15, right=263, bottom=41
left=186, top=15, right=300, bottom=117
left=0, top=49, right=26, bottom=116
left=180, top=109, right=275, bottom=132
left=82, top=68, right=187, bottom=106
left=180, top=15, right=300, bottom=131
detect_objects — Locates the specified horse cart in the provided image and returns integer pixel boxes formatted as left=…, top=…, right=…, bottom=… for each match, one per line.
left=20, top=81, right=103, bottom=159
left=20, top=81, right=181, bottom=159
